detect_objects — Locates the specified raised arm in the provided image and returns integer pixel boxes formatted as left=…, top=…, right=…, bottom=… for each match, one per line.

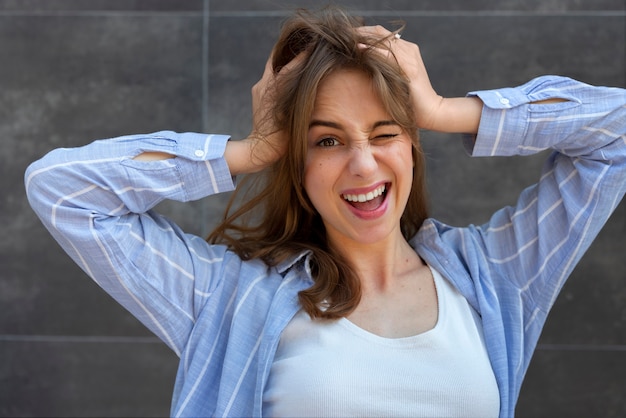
left=24, top=50, right=299, bottom=354
left=24, top=131, right=238, bottom=354
left=465, top=75, right=626, bottom=297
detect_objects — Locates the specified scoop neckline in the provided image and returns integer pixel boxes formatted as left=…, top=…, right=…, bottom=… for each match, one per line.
left=337, top=265, right=444, bottom=345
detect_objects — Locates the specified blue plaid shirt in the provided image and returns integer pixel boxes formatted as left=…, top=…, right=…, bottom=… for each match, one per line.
left=26, top=76, right=626, bottom=417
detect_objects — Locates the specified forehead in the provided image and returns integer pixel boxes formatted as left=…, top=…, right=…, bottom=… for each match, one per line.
left=316, top=68, right=371, bottom=98
left=313, top=69, right=388, bottom=118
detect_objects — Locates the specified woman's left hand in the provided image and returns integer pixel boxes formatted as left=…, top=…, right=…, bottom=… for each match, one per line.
left=357, top=25, right=443, bottom=130
left=357, top=26, right=482, bottom=134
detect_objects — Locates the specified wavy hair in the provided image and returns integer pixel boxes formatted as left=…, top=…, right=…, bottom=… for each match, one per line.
left=208, top=6, right=429, bottom=319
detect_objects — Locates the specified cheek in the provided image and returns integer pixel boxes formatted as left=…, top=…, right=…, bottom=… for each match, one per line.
left=304, top=165, right=322, bottom=189
left=303, top=156, right=335, bottom=203
left=398, top=142, right=416, bottom=170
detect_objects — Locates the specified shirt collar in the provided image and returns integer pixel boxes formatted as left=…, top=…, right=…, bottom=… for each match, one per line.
left=276, top=250, right=313, bottom=275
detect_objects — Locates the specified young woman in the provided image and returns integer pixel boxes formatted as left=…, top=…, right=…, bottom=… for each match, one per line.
left=25, top=7, right=626, bottom=418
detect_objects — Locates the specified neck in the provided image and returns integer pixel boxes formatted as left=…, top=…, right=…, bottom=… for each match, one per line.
left=328, top=231, right=423, bottom=293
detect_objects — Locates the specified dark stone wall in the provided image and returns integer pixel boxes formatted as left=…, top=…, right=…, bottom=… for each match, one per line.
left=2, top=0, right=624, bottom=416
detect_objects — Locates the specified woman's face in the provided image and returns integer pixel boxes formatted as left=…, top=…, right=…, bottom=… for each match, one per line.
left=304, top=69, right=415, bottom=249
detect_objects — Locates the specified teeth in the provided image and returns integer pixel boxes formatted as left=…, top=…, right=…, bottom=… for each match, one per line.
left=343, top=184, right=386, bottom=203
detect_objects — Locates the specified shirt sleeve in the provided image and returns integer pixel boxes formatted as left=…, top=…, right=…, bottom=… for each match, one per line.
left=25, top=131, right=236, bottom=355
left=464, top=76, right=626, bottom=328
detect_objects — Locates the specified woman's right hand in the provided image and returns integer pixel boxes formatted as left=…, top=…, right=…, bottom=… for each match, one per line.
left=225, top=52, right=303, bottom=175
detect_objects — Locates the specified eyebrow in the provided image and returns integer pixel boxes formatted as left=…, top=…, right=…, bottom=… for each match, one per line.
left=309, top=119, right=399, bottom=130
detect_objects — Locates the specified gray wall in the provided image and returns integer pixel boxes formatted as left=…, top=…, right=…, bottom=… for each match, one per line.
left=2, top=0, right=625, bottom=416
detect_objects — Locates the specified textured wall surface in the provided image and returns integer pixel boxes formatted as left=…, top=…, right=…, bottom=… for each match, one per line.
left=2, top=0, right=625, bottom=416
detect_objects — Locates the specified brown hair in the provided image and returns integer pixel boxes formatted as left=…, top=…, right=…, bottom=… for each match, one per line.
left=208, top=6, right=429, bottom=319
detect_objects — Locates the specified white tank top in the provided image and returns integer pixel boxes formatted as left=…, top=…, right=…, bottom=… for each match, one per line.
left=262, top=266, right=500, bottom=417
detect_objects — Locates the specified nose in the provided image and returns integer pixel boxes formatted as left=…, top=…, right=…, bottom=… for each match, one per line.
left=348, top=144, right=378, bottom=178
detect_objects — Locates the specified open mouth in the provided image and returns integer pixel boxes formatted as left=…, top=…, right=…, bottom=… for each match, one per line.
left=341, top=183, right=388, bottom=211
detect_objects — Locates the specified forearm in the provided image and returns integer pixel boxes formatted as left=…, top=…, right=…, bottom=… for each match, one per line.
left=137, top=137, right=281, bottom=176
left=420, top=96, right=568, bottom=135
left=468, top=76, right=626, bottom=158
left=26, top=131, right=234, bottom=221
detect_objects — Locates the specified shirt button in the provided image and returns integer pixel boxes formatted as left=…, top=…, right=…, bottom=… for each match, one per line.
left=194, top=150, right=205, bottom=157
left=500, top=97, right=510, bottom=105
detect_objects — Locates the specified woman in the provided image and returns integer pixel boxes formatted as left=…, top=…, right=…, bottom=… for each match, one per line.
left=25, top=6, right=626, bottom=418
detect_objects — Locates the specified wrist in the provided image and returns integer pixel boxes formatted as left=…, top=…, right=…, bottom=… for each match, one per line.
left=224, top=139, right=257, bottom=176
left=424, top=97, right=482, bottom=134
left=224, top=135, right=283, bottom=176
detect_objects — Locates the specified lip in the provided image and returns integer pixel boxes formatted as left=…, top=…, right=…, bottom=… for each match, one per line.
left=341, top=182, right=390, bottom=220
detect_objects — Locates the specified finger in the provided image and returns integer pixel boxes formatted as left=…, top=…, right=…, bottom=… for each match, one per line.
left=356, top=25, right=401, bottom=44
left=356, top=25, right=393, bottom=37
left=358, top=32, right=405, bottom=59
left=275, top=50, right=307, bottom=75
left=261, top=54, right=274, bottom=79
left=254, top=49, right=308, bottom=99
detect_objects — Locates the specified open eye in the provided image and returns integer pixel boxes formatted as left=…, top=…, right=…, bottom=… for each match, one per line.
left=317, top=137, right=340, bottom=147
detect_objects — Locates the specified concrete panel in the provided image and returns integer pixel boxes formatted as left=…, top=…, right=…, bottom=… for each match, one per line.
left=2, top=0, right=624, bottom=416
